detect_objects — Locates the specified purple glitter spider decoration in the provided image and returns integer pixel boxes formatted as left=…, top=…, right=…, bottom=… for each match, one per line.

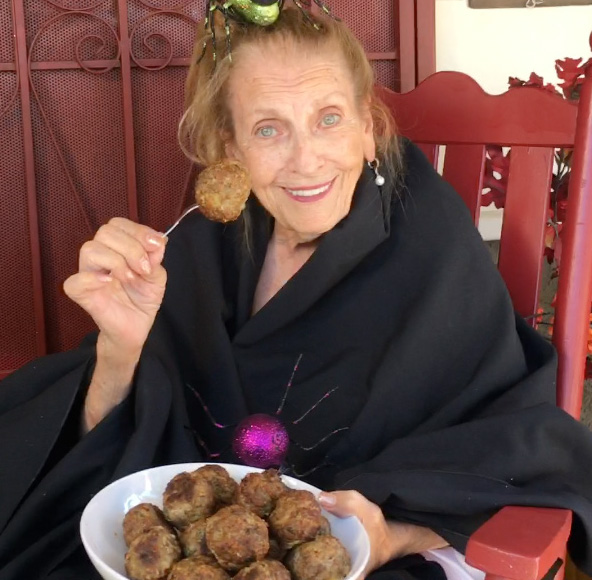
left=233, top=413, right=290, bottom=468
left=186, top=354, right=348, bottom=475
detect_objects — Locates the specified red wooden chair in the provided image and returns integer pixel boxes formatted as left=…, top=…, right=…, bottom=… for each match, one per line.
left=377, top=45, right=592, bottom=580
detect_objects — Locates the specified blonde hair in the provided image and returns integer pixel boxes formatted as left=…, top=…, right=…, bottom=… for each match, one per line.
left=179, top=7, right=401, bottom=175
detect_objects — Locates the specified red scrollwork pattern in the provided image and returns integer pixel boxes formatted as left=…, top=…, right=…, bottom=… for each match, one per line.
left=29, top=11, right=120, bottom=73
left=26, top=11, right=122, bottom=235
left=74, top=32, right=121, bottom=74
left=129, top=10, right=197, bottom=71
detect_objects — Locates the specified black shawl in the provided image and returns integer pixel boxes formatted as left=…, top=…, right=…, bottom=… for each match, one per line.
left=2, top=140, right=592, bottom=579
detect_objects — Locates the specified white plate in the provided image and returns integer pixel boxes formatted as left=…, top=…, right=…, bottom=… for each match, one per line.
left=80, top=462, right=370, bottom=580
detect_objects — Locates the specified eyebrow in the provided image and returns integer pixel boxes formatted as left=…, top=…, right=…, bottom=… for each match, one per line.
left=250, top=109, right=281, bottom=118
left=250, top=93, right=349, bottom=118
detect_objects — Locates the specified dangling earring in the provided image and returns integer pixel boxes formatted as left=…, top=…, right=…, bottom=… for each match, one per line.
left=368, top=159, right=385, bottom=187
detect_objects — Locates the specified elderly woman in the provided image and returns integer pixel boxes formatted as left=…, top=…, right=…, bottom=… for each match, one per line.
left=1, top=6, right=592, bottom=580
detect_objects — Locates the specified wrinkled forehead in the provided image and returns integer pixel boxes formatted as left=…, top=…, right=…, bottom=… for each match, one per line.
left=227, top=36, right=354, bottom=92
left=235, top=32, right=328, bottom=56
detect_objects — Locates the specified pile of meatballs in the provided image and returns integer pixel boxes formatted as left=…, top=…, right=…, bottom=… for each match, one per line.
left=122, top=465, right=352, bottom=580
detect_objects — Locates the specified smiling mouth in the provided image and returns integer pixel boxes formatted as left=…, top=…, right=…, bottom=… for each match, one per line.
left=285, top=180, right=334, bottom=199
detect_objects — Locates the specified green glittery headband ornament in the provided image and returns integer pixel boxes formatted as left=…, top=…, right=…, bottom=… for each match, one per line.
left=196, top=0, right=338, bottom=66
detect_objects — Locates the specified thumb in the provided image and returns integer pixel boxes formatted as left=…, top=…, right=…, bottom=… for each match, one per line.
left=318, top=491, right=357, bottom=518
left=146, top=234, right=168, bottom=268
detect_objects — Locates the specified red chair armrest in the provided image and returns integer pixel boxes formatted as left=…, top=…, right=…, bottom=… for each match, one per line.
left=465, top=506, right=572, bottom=580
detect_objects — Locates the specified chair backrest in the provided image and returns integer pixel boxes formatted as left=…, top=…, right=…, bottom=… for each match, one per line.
left=378, top=63, right=592, bottom=420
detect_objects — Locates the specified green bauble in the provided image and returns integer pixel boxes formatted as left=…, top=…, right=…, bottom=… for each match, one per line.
left=234, top=1, right=281, bottom=26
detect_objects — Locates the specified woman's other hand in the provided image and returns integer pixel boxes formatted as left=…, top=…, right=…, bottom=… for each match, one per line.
left=318, top=491, right=448, bottom=578
left=63, top=218, right=168, bottom=431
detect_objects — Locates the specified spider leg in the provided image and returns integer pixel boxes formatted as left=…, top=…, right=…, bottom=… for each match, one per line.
left=196, top=40, right=208, bottom=65
left=288, top=458, right=331, bottom=478
left=276, top=353, right=303, bottom=415
left=196, top=0, right=215, bottom=65
left=291, top=0, right=320, bottom=29
left=204, top=0, right=215, bottom=32
left=291, top=386, right=340, bottom=424
left=184, top=425, right=222, bottom=459
left=291, top=426, right=349, bottom=451
left=311, top=0, right=340, bottom=20
left=185, top=383, right=232, bottom=429
left=210, top=4, right=221, bottom=66
left=222, top=6, right=233, bottom=62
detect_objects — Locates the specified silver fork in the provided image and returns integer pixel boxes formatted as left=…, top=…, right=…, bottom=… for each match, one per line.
left=162, top=204, right=200, bottom=237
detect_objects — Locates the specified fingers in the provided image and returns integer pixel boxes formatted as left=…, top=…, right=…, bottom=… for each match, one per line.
left=319, top=491, right=392, bottom=577
left=318, top=490, right=367, bottom=518
left=63, top=271, right=113, bottom=302
left=80, top=218, right=167, bottom=282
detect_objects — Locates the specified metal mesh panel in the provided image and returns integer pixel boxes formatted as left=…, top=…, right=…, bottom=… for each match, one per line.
left=31, top=67, right=129, bottom=352
left=1, top=0, right=414, bottom=376
left=0, top=96, right=39, bottom=375
left=27, top=8, right=119, bottom=65
left=24, top=1, right=119, bottom=45
left=128, top=6, right=197, bottom=229
left=329, top=0, right=396, bottom=53
left=129, top=9, right=198, bottom=61
left=372, top=60, right=398, bottom=92
left=127, top=3, right=200, bottom=230
left=0, top=4, right=37, bottom=376
left=133, top=66, right=193, bottom=231
left=0, top=2, right=15, bottom=64
left=324, top=0, right=399, bottom=91
left=126, top=0, right=205, bottom=36
left=0, top=72, right=17, bottom=114
left=183, top=0, right=207, bottom=21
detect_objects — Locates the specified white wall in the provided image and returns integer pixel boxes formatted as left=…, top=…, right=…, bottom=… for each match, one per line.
left=435, top=0, right=592, bottom=240
left=436, top=1, right=592, bottom=94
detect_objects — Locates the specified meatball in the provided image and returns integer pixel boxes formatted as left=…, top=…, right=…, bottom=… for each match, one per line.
left=205, top=505, right=269, bottom=571
left=162, top=471, right=216, bottom=529
left=318, top=516, right=331, bottom=536
left=234, top=559, right=291, bottom=580
left=268, top=490, right=324, bottom=548
left=266, top=534, right=287, bottom=561
left=236, top=469, right=288, bottom=518
left=122, top=503, right=174, bottom=548
left=124, top=526, right=181, bottom=580
left=195, top=159, right=251, bottom=223
left=179, top=518, right=210, bottom=558
left=193, top=464, right=238, bottom=506
left=168, top=555, right=230, bottom=580
left=285, top=536, right=351, bottom=580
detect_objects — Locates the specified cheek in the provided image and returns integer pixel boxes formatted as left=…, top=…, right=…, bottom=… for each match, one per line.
left=324, top=123, right=369, bottom=158
left=330, top=134, right=368, bottom=172
left=242, top=144, right=287, bottom=187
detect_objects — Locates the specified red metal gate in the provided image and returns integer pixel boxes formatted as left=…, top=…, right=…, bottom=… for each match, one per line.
left=0, top=0, right=433, bottom=380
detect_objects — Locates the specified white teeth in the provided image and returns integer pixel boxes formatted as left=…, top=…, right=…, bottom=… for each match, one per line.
left=286, top=183, right=331, bottom=197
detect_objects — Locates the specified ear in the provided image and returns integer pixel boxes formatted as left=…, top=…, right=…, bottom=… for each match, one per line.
left=224, top=140, right=237, bottom=160
left=222, top=131, right=239, bottom=160
left=360, top=99, right=376, bottom=162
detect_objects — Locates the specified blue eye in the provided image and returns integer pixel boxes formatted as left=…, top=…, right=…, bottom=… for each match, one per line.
left=256, top=126, right=277, bottom=138
left=321, top=113, right=340, bottom=127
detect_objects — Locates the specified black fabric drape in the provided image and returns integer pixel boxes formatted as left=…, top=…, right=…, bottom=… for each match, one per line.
left=2, top=140, right=592, bottom=580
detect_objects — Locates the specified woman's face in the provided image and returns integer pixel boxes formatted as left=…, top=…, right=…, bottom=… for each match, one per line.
left=225, top=41, right=376, bottom=245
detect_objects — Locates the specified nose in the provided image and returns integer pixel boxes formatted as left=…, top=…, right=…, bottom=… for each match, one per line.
left=287, top=131, right=324, bottom=176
